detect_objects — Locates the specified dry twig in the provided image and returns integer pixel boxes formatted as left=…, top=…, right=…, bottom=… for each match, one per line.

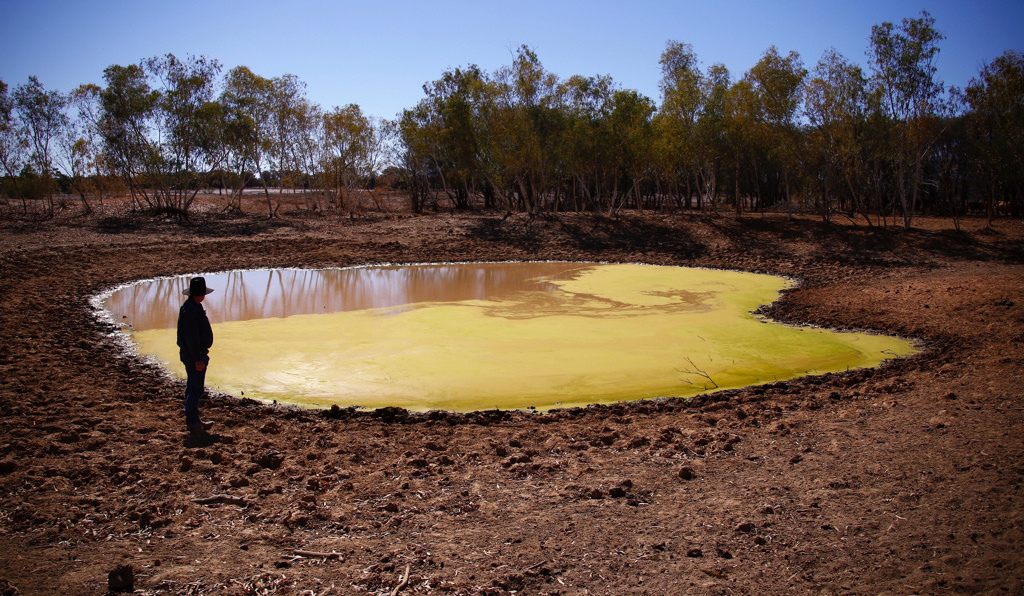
left=293, top=549, right=343, bottom=560
left=390, top=564, right=411, bottom=596
left=192, top=494, right=249, bottom=506
left=677, top=356, right=718, bottom=390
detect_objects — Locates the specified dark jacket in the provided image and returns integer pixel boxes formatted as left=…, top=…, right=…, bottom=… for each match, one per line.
left=177, top=298, right=213, bottom=364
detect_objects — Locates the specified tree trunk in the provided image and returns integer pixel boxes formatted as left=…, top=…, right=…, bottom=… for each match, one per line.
left=734, top=159, right=742, bottom=219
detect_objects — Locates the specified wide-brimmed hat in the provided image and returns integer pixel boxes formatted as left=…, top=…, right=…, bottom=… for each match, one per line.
left=184, top=276, right=215, bottom=297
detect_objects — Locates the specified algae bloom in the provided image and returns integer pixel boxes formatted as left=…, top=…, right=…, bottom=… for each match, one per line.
left=102, top=263, right=917, bottom=411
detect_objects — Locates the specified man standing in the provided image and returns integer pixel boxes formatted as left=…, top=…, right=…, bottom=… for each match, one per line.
left=177, top=276, right=214, bottom=434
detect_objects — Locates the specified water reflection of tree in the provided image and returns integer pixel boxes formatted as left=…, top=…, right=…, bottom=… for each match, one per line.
left=104, top=263, right=591, bottom=331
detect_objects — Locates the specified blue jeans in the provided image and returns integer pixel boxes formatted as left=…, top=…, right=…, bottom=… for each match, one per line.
left=182, top=360, right=207, bottom=427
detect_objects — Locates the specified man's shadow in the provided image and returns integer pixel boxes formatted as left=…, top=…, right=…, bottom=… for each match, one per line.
left=182, top=431, right=222, bottom=448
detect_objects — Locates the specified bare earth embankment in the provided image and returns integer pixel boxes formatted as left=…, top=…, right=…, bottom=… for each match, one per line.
left=1, top=204, right=1022, bottom=595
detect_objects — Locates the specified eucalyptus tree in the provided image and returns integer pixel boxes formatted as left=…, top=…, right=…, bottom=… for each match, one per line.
left=266, top=73, right=308, bottom=210
left=559, top=74, right=616, bottom=211
left=462, top=73, right=507, bottom=209
left=323, top=103, right=375, bottom=211
left=723, top=78, right=762, bottom=217
left=492, top=46, right=562, bottom=213
left=99, top=55, right=223, bottom=216
left=98, top=63, right=158, bottom=210
left=606, top=89, right=656, bottom=213
left=0, top=79, right=30, bottom=209
left=360, top=115, right=391, bottom=209
left=399, top=66, right=481, bottom=210
left=964, top=50, right=1024, bottom=223
left=220, top=66, right=275, bottom=214
left=657, top=41, right=705, bottom=209
left=745, top=46, right=807, bottom=216
left=868, top=11, right=946, bottom=228
left=53, top=83, right=105, bottom=213
left=398, top=103, right=440, bottom=212
left=12, top=76, right=69, bottom=216
left=695, top=64, right=731, bottom=212
left=288, top=98, right=324, bottom=211
left=140, top=54, right=224, bottom=214
left=424, top=65, right=491, bottom=209
left=805, top=48, right=871, bottom=222
left=930, top=103, right=969, bottom=229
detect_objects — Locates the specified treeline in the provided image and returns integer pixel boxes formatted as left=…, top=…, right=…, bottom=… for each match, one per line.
left=400, top=12, right=1022, bottom=228
left=1, top=56, right=386, bottom=218
left=2, top=11, right=1022, bottom=227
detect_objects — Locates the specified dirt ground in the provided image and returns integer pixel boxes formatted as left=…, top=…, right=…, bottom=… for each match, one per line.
left=1, top=199, right=1022, bottom=595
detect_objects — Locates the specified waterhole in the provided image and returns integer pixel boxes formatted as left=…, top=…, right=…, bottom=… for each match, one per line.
left=100, top=262, right=917, bottom=411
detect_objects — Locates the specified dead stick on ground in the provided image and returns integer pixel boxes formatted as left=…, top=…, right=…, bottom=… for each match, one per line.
left=390, top=564, right=411, bottom=596
left=293, top=549, right=343, bottom=560
left=192, top=494, right=249, bottom=506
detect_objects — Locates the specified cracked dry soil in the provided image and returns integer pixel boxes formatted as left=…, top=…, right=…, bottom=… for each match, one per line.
left=0, top=206, right=1022, bottom=595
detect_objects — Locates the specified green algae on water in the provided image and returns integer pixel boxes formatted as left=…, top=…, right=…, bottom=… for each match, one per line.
left=116, top=263, right=918, bottom=412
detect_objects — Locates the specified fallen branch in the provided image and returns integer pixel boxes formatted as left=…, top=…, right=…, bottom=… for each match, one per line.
left=192, top=494, right=249, bottom=506
left=293, top=549, right=343, bottom=560
left=677, top=356, right=718, bottom=390
left=390, top=564, right=411, bottom=596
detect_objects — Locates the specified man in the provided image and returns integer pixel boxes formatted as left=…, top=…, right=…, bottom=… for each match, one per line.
left=177, top=276, right=214, bottom=434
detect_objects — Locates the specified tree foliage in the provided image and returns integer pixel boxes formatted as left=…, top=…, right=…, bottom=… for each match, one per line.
left=964, top=50, right=1024, bottom=220
left=2, top=12, right=1021, bottom=224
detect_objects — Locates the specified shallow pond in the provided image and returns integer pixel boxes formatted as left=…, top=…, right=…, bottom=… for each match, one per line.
left=100, top=262, right=917, bottom=411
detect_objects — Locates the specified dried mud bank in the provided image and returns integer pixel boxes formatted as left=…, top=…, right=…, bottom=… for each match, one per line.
left=1, top=210, right=1022, bottom=595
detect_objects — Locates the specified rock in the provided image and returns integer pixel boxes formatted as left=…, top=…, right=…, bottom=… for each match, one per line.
left=283, top=511, right=309, bottom=527
left=254, top=450, right=284, bottom=470
left=735, top=522, right=755, bottom=533
left=687, top=548, right=703, bottom=558
left=678, top=466, right=695, bottom=481
left=627, top=436, right=650, bottom=448
left=107, top=564, right=134, bottom=592
left=178, top=457, right=192, bottom=473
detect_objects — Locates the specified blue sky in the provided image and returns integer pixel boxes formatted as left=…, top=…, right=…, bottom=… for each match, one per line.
left=1, top=0, right=1021, bottom=120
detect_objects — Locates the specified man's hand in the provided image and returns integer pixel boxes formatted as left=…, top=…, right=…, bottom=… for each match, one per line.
left=195, top=362, right=206, bottom=372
